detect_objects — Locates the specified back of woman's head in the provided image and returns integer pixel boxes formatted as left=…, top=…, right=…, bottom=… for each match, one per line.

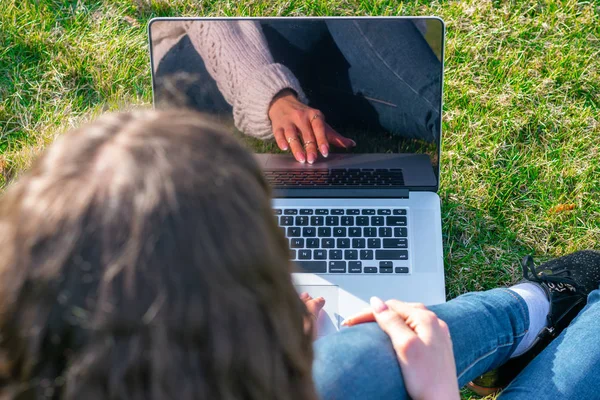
left=0, top=110, right=315, bottom=400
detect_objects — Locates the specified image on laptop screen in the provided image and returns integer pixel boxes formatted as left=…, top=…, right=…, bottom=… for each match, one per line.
left=149, top=18, right=444, bottom=185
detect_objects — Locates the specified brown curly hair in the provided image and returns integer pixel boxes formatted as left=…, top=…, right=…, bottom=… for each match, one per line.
left=0, top=110, right=316, bottom=400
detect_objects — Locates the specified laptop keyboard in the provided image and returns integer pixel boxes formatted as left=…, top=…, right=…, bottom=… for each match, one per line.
left=275, top=208, right=410, bottom=274
left=265, top=169, right=405, bottom=187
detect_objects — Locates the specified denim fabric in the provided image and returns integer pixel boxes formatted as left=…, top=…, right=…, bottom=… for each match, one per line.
left=499, top=288, right=600, bottom=399
left=314, top=288, right=600, bottom=399
left=313, top=288, right=530, bottom=400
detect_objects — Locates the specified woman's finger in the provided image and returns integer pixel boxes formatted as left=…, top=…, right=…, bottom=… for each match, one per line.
left=385, top=300, right=435, bottom=320
left=305, top=297, right=325, bottom=317
left=273, top=127, right=289, bottom=152
left=386, top=300, right=441, bottom=338
left=309, top=113, right=330, bottom=158
left=283, top=125, right=306, bottom=163
left=402, top=302, right=428, bottom=310
left=341, top=309, right=375, bottom=326
left=325, top=123, right=356, bottom=149
left=295, top=116, right=318, bottom=164
left=370, top=297, right=417, bottom=358
left=299, top=292, right=310, bottom=301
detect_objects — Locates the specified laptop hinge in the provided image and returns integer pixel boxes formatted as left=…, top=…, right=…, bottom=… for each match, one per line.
left=272, top=188, right=410, bottom=199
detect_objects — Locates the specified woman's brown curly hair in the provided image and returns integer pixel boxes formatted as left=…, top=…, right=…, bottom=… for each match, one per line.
left=0, top=110, right=316, bottom=400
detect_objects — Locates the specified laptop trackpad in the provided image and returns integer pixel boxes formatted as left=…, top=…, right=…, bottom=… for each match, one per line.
left=296, top=285, right=339, bottom=337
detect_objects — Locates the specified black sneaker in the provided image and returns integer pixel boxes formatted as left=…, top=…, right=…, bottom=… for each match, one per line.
left=468, top=250, right=600, bottom=396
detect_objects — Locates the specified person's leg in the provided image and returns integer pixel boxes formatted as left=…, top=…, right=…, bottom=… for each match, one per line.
left=498, top=287, right=600, bottom=399
left=323, top=19, right=442, bottom=143
left=313, top=288, right=529, bottom=399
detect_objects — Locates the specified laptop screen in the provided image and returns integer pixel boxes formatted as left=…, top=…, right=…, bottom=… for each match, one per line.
left=149, top=18, right=444, bottom=185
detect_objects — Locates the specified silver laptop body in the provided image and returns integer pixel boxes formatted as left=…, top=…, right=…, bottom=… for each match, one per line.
left=149, top=16, right=446, bottom=337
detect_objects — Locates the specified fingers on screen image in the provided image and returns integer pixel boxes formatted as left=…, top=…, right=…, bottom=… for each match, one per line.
left=151, top=19, right=442, bottom=163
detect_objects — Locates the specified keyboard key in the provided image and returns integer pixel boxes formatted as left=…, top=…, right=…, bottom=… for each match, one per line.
left=361, top=209, right=376, bottom=215
left=371, top=216, right=384, bottom=226
left=314, top=249, right=327, bottom=259
left=364, top=228, right=377, bottom=237
left=349, top=227, right=362, bottom=237
left=360, top=249, right=374, bottom=259
left=356, top=216, right=370, bottom=226
left=284, top=209, right=298, bottom=215
left=379, top=227, right=392, bottom=237
left=395, top=267, right=409, bottom=273
left=302, top=227, right=316, bottom=237
left=326, top=216, right=339, bottom=226
left=337, top=238, right=351, bottom=248
left=393, top=209, right=407, bottom=215
left=352, top=238, right=366, bottom=248
left=287, top=227, right=301, bottom=237
left=300, top=209, right=313, bottom=215
left=364, top=266, right=378, bottom=273
left=322, top=238, right=335, bottom=248
left=296, top=216, right=309, bottom=226
left=333, top=227, right=347, bottom=237
left=383, top=239, right=408, bottom=248
left=311, top=216, right=324, bottom=226
left=274, top=209, right=282, bottom=215
left=290, top=238, right=304, bottom=248
left=368, top=238, right=381, bottom=248
left=394, top=227, right=408, bottom=237
left=315, top=209, right=329, bottom=215
left=344, top=250, right=358, bottom=260
left=331, top=209, right=344, bottom=215
left=329, top=250, right=343, bottom=260
left=346, top=209, right=360, bottom=215
left=341, top=216, right=354, bottom=226
left=296, top=261, right=326, bottom=273
left=375, top=250, right=409, bottom=260
left=379, top=261, right=393, bottom=268
left=377, top=209, right=392, bottom=215
left=387, top=216, right=407, bottom=226
left=380, top=266, right=393, bottom=273
left=298, top=250, right=312, bottom=260
left=349, top=261, right=362, bottom=273
left=280, top=216, right=294, bottom=226
left=306, top=238, right=319, bottom=248
left=318, top=227, right=331, bottom=237
left=329, top=261, right=347, bottom=273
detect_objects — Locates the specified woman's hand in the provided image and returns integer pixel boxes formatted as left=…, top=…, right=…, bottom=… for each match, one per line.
left=300, top=292, right=325, bottom=340
left=268, top=90, right=356, bottom=164
left=342, top=298, right=459, bottom=400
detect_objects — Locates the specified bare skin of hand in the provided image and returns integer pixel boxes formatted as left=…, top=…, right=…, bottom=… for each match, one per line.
left=300, top=292, right=325, bottom=340
left=342, top=298, right=460, bottom=400
left=268, top=89, right=356, bottom=164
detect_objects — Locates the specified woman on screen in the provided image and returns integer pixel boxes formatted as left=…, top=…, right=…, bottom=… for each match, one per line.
left=151, top=19, right=442, bottom=164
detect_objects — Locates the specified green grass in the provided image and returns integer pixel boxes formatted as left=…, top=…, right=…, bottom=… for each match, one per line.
left=1, top=1, right=599, bottom=398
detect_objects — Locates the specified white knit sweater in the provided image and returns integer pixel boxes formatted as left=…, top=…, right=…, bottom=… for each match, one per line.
left=151, top=20, right=308, bottom=139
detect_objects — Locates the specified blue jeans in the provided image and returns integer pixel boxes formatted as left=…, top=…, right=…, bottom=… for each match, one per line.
left=313, top=288, right=600, bottom=399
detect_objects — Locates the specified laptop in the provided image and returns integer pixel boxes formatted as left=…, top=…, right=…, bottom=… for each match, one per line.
left=148, top=17, right=446, bottom=337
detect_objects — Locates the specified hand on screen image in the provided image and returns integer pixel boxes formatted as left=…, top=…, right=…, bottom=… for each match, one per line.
left=268, top=89, right=356, bottom=164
